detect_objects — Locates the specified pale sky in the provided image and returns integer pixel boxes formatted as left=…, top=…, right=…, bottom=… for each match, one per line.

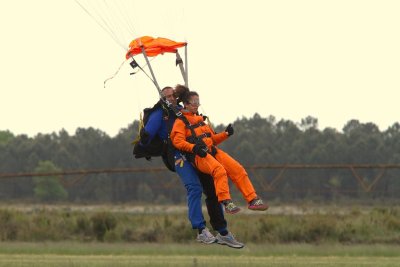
left=1, top=0, right=399, bottom=137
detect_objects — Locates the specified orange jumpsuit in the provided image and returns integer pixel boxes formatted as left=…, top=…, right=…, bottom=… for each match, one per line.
left=170, top=110, right=257, bottom=203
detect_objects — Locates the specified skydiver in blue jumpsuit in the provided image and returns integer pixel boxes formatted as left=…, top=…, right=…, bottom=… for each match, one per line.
left=135, top=86, right=244, bottom=248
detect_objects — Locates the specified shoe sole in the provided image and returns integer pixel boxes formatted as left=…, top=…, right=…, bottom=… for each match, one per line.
left=216, top=240, right=244, bottom=249
left=197, top=238, right=217, bottom=244
left=225, top=208, right=241, bottom=214
left=197, top=240, right=217, bottom=244
left=248, top=205, right=269, bottom=211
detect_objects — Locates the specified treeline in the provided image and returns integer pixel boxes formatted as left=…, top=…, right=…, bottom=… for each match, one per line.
left=1, top=114, right=400, bottom=203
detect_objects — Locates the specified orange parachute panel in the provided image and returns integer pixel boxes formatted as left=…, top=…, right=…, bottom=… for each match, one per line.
left=125, top=36, right=186, bottom=59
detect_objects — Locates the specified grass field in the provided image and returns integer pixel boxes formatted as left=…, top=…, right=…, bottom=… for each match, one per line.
left=1, top=204, right=400, bottom=266
left=0, top=242, right=399, bottom=267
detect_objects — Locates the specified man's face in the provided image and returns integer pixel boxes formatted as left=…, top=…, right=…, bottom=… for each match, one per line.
left=162, top=88, right=177, bottom=106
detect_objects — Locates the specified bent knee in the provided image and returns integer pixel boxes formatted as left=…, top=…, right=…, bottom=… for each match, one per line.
left=212, top=165, right=227, bottom=179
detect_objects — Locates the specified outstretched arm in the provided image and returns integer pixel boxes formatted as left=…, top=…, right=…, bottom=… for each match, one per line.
left=210, top=125, right=229, bottom=146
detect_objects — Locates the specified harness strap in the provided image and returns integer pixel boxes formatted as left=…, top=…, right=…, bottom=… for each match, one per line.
left=186, top=121, right=205, bottom=130
left=166, top=103, right=209, bottom=157
left=172, top=110, right=197, bottom=137
left=186, top=132, right=211, bottom=141
left=175, top=49, right=188, bottom=87
left=210, top=146, right=217, bottom=157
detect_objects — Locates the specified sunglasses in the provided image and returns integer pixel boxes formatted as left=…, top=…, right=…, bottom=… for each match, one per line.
left=188, top=101, right=200, bottom=106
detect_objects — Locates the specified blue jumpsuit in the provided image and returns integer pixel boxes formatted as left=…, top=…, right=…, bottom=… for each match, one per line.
left=143, top=106, right=227, bottom=232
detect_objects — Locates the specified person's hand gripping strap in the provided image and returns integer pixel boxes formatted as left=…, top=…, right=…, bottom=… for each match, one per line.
left=192, top=143, right=208, bottom=158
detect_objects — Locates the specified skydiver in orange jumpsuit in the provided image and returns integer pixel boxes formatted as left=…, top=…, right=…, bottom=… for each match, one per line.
left=170, top=85, right=268, bottom=214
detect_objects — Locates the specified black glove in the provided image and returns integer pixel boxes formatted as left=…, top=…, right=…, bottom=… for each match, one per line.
left=225, top=123, right=234, bottom=136
left=140, top=128, right=150, bottom=145
left=192, top=143, right=208, bottom=158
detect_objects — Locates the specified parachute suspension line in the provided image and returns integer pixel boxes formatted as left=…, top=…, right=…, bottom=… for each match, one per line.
left=112, top=1, right=137, bottom=36
left=99, top=0, right=128, bottom=48
left=175, top=45, right=189, bottom=87
left=135, top=50, right=178, bottom=114
left=130, top=57, right=159, bottom=89
left=104, top=55, right=157, bottom=88
left=75, top=0, right=126, bottom=50
left=176, top=52, right=187, bottom=86
left=101, top=0, right=136, bottom=49
left=103, top=59, right=128, bottom=88
left=139, top=46, right=162, bottom=95
left=75, top=0, right=140, bottom=51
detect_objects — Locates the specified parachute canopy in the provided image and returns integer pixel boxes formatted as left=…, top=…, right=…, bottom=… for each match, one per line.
left=126, top=36, right=187, bottom=59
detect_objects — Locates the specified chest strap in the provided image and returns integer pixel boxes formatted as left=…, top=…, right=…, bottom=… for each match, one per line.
left=186, top=121, right=205, bottom=130
left=186, top=132, right=211, bottom=142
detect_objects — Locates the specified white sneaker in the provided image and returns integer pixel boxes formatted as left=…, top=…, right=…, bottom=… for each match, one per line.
left=196, top=227, right=216, bottom=244
left=216, top=232, right=244, bottom=249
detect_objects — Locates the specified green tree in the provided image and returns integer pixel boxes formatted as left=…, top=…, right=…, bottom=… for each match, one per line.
left=33, top=161, right=68, bottom=202
left=0, top=130, right=14, bottom=146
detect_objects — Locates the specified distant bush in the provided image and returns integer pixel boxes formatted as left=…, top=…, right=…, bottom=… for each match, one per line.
left=90, top=212, right=117, bottom=241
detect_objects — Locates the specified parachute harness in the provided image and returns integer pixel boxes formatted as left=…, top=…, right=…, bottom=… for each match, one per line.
left=128, top=36, right=189, bottom=148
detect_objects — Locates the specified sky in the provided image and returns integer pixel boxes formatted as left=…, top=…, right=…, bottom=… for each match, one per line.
left=1, top=0, right=399, bottom=137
